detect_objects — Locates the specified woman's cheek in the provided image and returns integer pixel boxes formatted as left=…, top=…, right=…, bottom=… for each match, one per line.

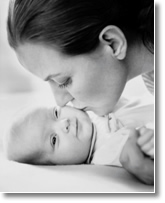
left=71, top=81, right=90, bottom=100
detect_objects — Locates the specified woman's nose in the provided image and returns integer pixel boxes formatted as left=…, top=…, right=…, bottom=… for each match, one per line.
left=60, top=118, right=70, bottom=133
left=55, top=91, right=73, bottom=107
left=49, top=83, right=73, bottom=107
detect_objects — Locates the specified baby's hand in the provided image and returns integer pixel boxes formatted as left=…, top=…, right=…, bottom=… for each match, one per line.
left=120, top=128, right=154, bottom=185
left=137, top=127, right=154, bottom=159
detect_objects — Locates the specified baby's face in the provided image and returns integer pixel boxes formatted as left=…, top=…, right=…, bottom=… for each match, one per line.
left=25, top=106, right=93, bottom=164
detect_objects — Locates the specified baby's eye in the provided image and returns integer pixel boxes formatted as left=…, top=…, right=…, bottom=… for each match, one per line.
left=51, top=135, right=57, bottom=147
left=53, top=107, right=59, bottom=119
left=55, top=109, right=58, bottom=118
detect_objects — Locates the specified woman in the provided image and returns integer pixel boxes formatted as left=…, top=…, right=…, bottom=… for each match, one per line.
left=7, top=0, right=154, bottom=184
left=7, top=0, right=154, bottom=116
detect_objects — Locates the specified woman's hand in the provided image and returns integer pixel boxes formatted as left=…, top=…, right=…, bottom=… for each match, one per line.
left=137, top=127, right=154, bottom=159
left=120, top=128, right=154, bottom=185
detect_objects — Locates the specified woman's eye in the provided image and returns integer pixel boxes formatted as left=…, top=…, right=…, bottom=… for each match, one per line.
left=49, top=77, right=72, bottom=89
left=58, top=78, right=72, bottom=89
left=51, top=135, right=57, bottom=146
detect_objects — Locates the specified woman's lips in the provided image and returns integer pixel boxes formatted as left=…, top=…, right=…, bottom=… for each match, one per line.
left=71, top=101, right=89, bottom=111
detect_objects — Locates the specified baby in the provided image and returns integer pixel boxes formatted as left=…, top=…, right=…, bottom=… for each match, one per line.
left=3, top=105, right=154, bottom=184
left=4, top=106, right=93, bottom=165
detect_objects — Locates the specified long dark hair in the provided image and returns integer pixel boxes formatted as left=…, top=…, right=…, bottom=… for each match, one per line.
left=7, top=0, right=154, bottom=55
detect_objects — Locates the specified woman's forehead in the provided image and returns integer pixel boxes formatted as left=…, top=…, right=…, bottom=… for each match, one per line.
left=17, top=42, right=64, bottom=65
left=16, top=43, right=73, bottom=80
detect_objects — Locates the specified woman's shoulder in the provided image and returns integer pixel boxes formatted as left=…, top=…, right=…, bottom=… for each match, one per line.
left=142, top=70, right=154, bottom=95
left=113, top=95, right=154, bottom=129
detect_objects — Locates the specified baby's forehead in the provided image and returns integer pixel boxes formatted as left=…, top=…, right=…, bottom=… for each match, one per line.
left=5, top=107, right=53, bottom=158
left=15, top=106, right=56, bottom=141
left=29, top=107, right=52, bottom=121
left=15, top=107, right=51, bottom=139
left=24, top=109, right=52, bottom=136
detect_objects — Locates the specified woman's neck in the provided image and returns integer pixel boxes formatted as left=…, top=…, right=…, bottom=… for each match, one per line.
left=126, top=41, right=154, bottom=81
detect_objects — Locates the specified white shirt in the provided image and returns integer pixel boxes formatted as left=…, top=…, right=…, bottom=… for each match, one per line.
left=86, top=96, right=154, bottom=167
left=86, top=113, right=130, bottom=167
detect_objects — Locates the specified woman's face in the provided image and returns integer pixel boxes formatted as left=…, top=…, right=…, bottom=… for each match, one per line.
left=17, top=42, right=128, bottom=115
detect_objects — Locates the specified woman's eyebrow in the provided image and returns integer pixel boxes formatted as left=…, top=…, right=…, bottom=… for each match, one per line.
left=44, top=73, right=61, bottom=81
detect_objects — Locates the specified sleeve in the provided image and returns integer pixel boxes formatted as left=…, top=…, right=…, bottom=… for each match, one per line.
left=142, top=70, right=154, bottom=95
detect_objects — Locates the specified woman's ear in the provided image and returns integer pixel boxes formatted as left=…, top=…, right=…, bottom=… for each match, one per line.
left=99, top=25, right=127, bottom=60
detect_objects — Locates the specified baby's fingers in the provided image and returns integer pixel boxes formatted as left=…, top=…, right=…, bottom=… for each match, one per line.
left=141, top=136, right=154, bottom=157
left=137, top=127, right=154, bottom=146
left=146, top=148, right=154, bottom=159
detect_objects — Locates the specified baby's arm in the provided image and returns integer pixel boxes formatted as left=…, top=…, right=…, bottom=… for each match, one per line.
left=137, top=126, right=154, bottom=159
left=120, top=129, right=154, bottom=185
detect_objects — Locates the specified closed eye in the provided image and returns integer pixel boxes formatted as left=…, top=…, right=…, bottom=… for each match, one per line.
left=58, top=78, right=72, bottom=89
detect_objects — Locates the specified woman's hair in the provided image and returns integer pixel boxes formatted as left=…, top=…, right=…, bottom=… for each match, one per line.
left=7, top=0, right=154, bottom=55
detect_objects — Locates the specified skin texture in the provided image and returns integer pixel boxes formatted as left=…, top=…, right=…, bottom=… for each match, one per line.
left=7, top=106, right=93, bottom=165
left=16, top=25, right=130, bottom=116
left=16, top=25, right=153, bottom=116
left=137, top=126, right=154, bottom=158
left=16, top=42, right=127, bottom=116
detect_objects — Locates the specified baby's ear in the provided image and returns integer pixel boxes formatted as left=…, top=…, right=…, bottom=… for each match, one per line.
left=99, top=25, right=127, bottom=60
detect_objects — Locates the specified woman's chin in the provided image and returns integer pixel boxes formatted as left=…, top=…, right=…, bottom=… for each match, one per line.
left=92, top=108, right=111, bottom=116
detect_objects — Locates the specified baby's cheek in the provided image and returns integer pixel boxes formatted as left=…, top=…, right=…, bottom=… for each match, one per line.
left=86, top=123, right=93, bottom=139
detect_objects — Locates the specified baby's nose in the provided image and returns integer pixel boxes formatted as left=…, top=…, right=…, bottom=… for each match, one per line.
left=61, top=118, right=70, bottom=133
